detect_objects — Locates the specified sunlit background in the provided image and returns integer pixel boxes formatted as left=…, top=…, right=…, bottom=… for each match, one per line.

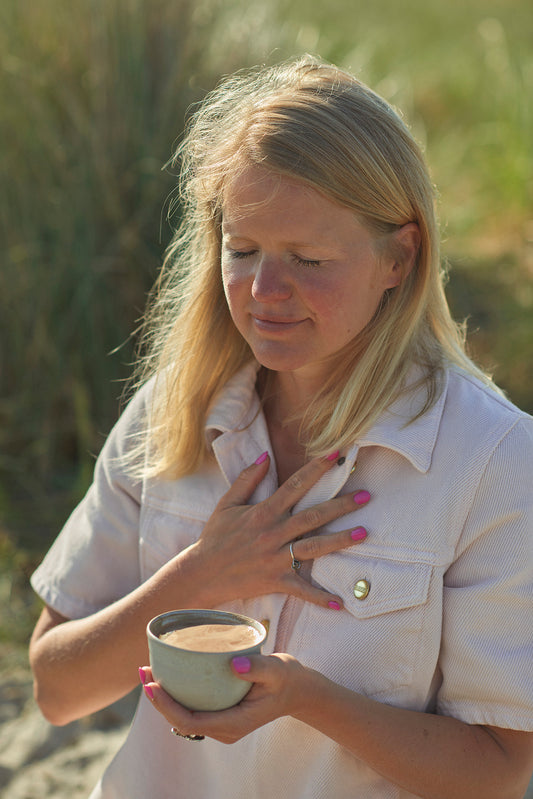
left=1, top=0, right=532, bottom=650
left=1, top=3, right=533, bottom=795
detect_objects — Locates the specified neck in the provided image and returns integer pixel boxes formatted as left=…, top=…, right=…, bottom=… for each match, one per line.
left=259, top=369, right=318, bottom=482
left=262, top=368, right=321, bottom=421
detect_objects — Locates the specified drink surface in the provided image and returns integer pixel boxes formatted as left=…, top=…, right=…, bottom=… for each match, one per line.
left=160, top=623, right=261, bottom=652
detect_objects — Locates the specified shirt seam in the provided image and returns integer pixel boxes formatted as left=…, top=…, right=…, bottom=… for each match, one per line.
left=452, top=415, right=526, bottom=560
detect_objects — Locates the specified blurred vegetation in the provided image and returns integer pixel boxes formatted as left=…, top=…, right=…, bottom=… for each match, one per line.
left=1, top=0, right=532, bottom=643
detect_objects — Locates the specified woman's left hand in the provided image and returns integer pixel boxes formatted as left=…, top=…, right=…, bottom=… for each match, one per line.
left=139, top=653, right=307, bottom=744
left=140, top=660, right=533, bottom=798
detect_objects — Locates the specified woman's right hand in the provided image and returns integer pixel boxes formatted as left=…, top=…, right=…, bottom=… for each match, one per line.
left=30, top=450, right=369, bottom=725
left=181, top=451, right=370, bottom=610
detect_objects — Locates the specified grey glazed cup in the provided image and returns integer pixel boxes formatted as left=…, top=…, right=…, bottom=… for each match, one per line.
left=147, top=609, right=267, bottom=711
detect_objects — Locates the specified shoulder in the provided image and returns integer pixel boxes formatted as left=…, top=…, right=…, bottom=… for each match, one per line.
left=84, top=377, right=159, bottom=494
left=435, top=369, right=533, bottom=543
left=118, top=376, right=157, bottom=428
left=103, top=377, right=157, bottom=452
left=441, top=368, right=532, bottom=451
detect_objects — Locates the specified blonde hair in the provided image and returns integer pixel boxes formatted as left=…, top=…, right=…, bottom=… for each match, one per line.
left=132, top=55, right=492, bottom=478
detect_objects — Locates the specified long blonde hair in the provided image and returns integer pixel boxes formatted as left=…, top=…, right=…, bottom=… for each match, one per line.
left=132, top=55, right=492, bottom=478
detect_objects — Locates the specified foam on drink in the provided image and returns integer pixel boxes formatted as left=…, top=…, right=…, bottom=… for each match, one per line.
left=160, top=623, right=261, bottom=652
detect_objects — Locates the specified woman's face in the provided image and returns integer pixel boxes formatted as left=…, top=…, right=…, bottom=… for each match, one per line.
left=221, top=165, right=404, bottom=386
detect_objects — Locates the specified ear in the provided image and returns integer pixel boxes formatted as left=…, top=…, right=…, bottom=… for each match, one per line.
left=383, top=222, right=420, bottom=289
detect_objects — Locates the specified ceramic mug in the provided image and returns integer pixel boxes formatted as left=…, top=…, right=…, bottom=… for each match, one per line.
left=147, top=609, right=267, bottom=711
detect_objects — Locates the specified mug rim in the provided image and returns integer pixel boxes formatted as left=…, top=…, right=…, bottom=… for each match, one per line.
left=147, top=608, right=267, bottom=654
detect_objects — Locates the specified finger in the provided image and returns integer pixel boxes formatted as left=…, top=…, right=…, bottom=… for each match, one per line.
left=217, top=452, right=271, bottom=509
left=231, top=654, right=255, bottom=681
left=143, top=681, right=201, bottom=734
left=291, top=525, right=367, bottom=562
left=285, top=488, right=370, bottom=541
left=138, top=665, right=153, bottom=685
left=143, top=679, right=251, bottom=743
left=270, top=450, right=341, bottom=513
left=284, top=577, right=346, bottom=611
left=230, top=652, right=290, bottom=684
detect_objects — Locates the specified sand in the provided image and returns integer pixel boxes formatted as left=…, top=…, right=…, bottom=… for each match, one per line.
left=1, top=654, right=532, bottom=798
left=0, top=654, right=138, bottom=799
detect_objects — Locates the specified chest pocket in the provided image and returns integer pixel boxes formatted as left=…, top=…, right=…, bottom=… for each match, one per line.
left=139, top=468, right=225, bottom=581
left=295, top=547, right=437, bottom=701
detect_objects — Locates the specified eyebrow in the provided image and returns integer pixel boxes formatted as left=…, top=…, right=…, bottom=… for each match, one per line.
left=222, top=223, right=334, bottom=247
left=223, top=234, right=336, bottom=253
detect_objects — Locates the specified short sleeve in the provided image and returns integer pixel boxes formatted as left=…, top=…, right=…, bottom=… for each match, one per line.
left=437, top=417, right=533, bottom=730
left=30, top=381, right=153, bottom=620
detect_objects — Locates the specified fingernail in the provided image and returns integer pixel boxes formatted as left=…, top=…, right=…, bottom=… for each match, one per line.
left=351, top=526, right=367, bottom=542
left=255, top=451, right=268, bottom=465
left=139, top=667, right=147, bottom=685
left=353, top=490, right=370, bottom=505
left=232, top=656, right=251, bottom=674
left=326, top=449, right=340, bottom=461
left=328, top=600, right=341, bottom=610
left=143, top=684, right=154, bottom=701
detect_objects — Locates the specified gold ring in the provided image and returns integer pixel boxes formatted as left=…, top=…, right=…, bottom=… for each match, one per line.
left=170, top=727, right=204, bottom=741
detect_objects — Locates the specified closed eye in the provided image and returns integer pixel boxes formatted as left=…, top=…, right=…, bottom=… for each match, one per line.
left=226, top=248, right=321, bottom=268
left=227, top=249, right=257, bottom=260
left=292, top=254, right=321, bottom=268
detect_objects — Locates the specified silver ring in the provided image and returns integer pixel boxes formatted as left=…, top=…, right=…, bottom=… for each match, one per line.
left=171, top=727, right=204, bottom=741
left=289, top=541, right=302, bottom=571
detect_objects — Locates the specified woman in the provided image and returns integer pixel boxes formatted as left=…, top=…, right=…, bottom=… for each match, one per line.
left=29, top=56, right=533, bottom=798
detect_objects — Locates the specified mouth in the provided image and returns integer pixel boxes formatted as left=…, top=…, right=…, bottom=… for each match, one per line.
left=251, top=314, right=305, bottom=332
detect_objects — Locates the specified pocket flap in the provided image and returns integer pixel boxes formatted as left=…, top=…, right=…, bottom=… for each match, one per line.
left=313, top=547, right=434, bottom=619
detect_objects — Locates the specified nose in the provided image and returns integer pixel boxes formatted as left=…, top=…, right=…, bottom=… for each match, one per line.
left=251, top=256, right=292, bottom=302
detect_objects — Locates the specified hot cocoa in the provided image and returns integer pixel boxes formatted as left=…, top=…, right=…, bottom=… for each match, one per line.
left=160, top=623, right=262, bottom=652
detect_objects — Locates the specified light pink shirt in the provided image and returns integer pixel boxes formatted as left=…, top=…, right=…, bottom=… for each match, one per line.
left=31, top=361, right=533, bottom=799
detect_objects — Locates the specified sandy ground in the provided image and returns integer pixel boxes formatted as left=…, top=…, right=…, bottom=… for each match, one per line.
left=1, top=655, right=532, bottom=799
left=0, top=655, right=139, bottom=799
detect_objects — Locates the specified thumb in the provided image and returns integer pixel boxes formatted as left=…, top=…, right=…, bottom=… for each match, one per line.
left=231, top=652, right=287, bottom=683
left=231, top=655, right=255, bottom=681
left=230, top=654, right=303, bottom=719
left=230, top=653, right=272, bottom=683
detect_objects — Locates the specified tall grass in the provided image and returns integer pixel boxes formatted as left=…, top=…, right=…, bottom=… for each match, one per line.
left=0, top=0, right=286, bottom=550
left=1, top=0, right=532, bottom=575
left=275, top=0, right=533, bottom=246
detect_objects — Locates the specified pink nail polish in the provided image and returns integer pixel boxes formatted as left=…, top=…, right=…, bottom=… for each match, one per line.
left=326, top=449, right=340, bottom=461
left=255, top=451, right=268, bottom=465
left=143, top=684, right=154, bottom=701
left=328, top=600, right=341, bottom=610
left=353, top=490, right=371, bottom=505
left=139, top=667, right=147, bottom=685
left=232, top=656, right=251, bottom=674
left=351, top=527, right=367, bottom=542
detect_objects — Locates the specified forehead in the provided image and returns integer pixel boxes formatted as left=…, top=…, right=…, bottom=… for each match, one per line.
left=222, top=165, right=315, bottom=215
left=221, top=164, right=367, bottom=246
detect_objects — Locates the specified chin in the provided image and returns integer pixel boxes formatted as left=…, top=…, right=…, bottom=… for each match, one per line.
left=252, top=348, right=318, bottom=376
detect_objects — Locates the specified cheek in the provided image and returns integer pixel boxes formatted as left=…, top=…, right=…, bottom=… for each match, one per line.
left=315, top=281, right=384, bottom=340
left=221, top=258, right=250, bottom=289
left=221, top=266, right=249, bottom=325
left=221, top=263, right=240, bottom=298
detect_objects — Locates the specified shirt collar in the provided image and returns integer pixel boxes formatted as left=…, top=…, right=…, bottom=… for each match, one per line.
left=356, top=367, right=449, bottom=473
left=205, top=361, right=448, bottom=475
left=205, top=361, right=262, bottom=445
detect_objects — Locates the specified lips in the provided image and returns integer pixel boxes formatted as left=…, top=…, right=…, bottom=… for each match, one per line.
left=251, top=314, right=304, bottom=331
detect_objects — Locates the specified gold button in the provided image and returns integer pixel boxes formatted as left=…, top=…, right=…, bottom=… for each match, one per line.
left=353, top=579, right=370, bottom=600
left=350, top=461, right=357, bottom=474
